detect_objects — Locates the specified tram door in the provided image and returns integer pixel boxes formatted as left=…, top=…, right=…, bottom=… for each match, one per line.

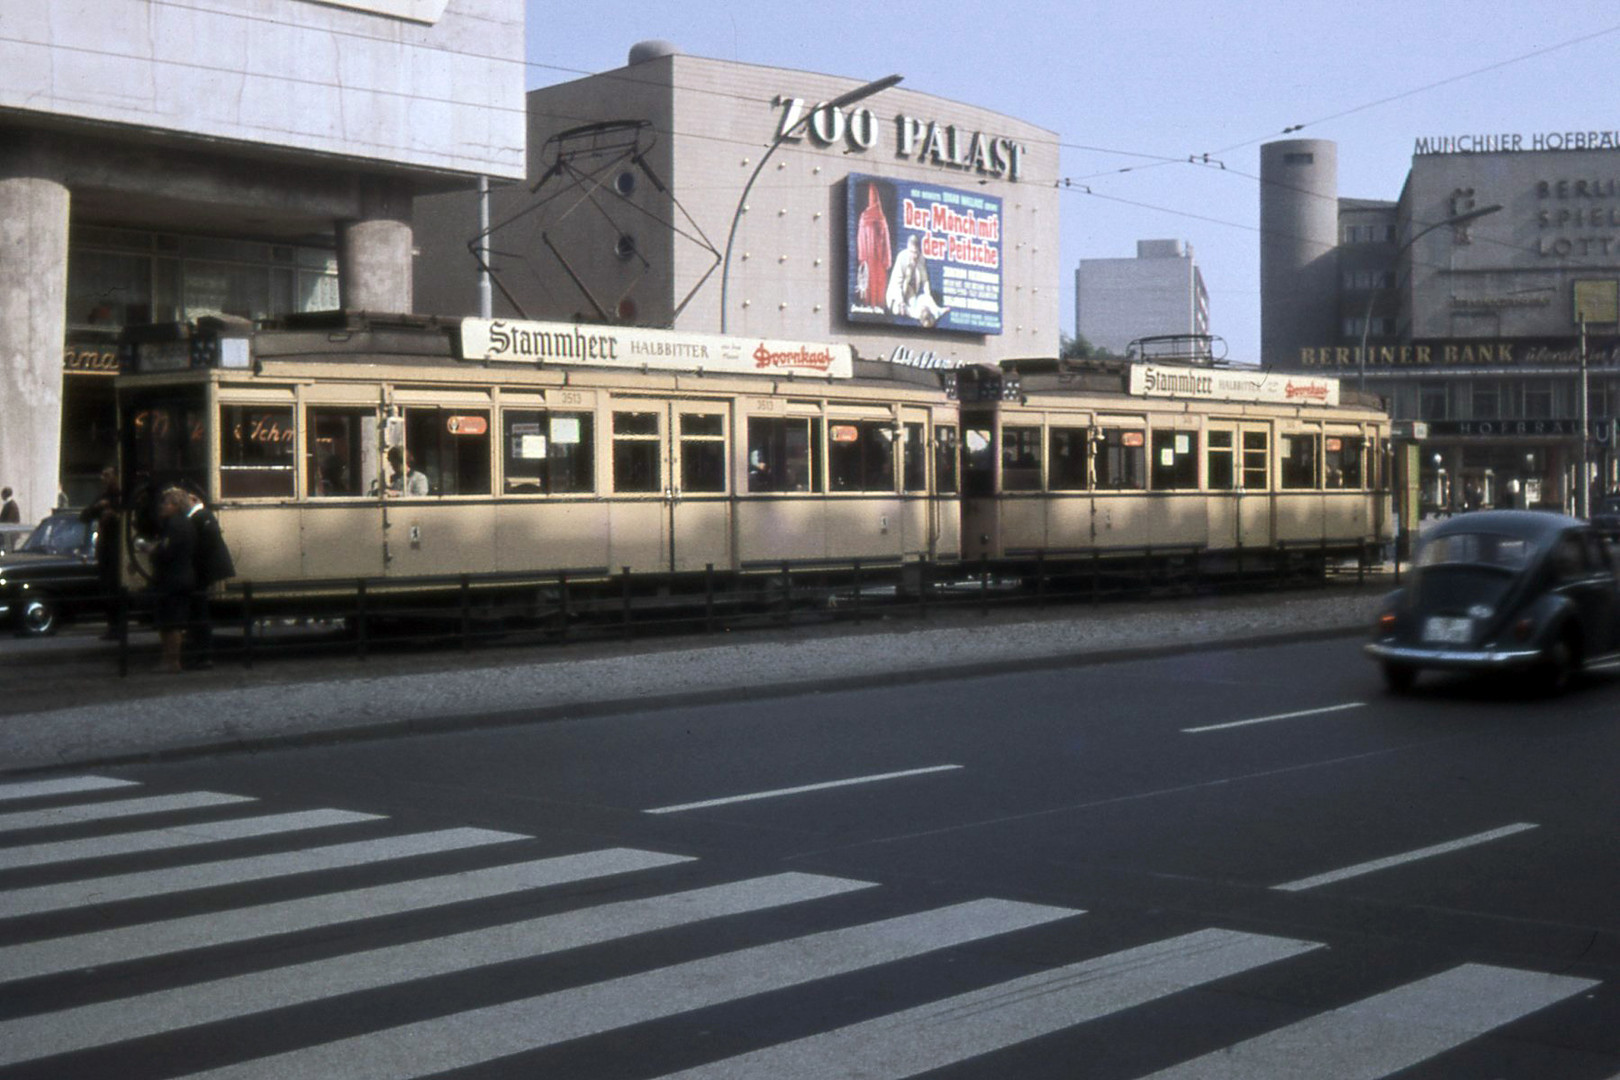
left=608, top=400, right=732, bottom=574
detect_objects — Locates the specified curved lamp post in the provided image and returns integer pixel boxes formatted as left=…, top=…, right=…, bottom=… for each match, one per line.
left=1358, top=203, right=1503, bottom=392
left=719, top=74, right=903, bottom=334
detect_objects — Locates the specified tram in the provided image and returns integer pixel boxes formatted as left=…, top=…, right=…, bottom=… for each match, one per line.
left=115, top=313, right=960, bottom=610
left=954, top=359, right=1391, bottom=572
left=111, top=312, right=1390, bottom=616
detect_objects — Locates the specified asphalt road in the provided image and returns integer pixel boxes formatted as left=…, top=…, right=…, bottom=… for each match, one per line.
left=1, top=634, right=1618, bottom=1078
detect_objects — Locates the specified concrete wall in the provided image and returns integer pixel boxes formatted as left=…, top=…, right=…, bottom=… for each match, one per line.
left=0, top=0, right=526, bottom=181
left=1260, top=139, right=1340, bottom=367
left=418, top=52, right=1061, bottom=367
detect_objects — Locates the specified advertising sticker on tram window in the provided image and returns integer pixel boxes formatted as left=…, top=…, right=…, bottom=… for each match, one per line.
left=845, top=173, right=1002, bottom=336
left=550, top=417, right=581, bottom=445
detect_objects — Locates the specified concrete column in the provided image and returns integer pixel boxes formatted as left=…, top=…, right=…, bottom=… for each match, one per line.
left=337, top=178, right=413, bottom=314
left=0, top=168, right=69, bottom=524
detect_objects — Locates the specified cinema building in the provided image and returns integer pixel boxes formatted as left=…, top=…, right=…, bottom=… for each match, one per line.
left=0, top=0, right=525, bottom=520
left=414, top=43, right=1060, bottom=373
left=1261, top=135, right=1620, bottom=516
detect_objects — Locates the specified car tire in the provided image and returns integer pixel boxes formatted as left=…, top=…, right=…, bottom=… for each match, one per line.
left=1381, top=662, right=1417, bottom=693
left=1536, top=636, right=1577, bottom=696
left=17, top=597, right=59, bottom=637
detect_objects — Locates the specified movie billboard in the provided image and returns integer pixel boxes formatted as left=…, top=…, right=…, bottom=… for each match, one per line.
left=846, top=173, right=1002, bottom=335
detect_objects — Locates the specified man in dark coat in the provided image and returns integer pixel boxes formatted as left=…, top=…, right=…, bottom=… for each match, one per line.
left=80, top=468, right=122, bottom=636
left=143, top=488, right=196, bottom=674
left=184, top=489, right=235, bottom=670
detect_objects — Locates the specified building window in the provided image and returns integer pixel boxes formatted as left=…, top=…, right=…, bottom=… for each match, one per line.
left=1471, top=383, right=1500, bottom=420
left=1283, top=152, right=1314, bottom=165
left=1419, top=382, right=1449, bottom=421
left=1523, top=380, right=1554, bottom=419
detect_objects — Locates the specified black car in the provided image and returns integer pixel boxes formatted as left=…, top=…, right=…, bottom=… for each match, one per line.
left=1366, top=509, right=1620, bottom=694
left=0, top=510, right=104, bottom=636
left=1590, top=493, right=1620, bottom=539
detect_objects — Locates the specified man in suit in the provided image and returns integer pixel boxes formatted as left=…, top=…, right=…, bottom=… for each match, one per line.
left=184, top=488, right=236, bottom=670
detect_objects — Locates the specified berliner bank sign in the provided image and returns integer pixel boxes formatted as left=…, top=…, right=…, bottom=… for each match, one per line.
left=846, top=173, right=1003, bottom=336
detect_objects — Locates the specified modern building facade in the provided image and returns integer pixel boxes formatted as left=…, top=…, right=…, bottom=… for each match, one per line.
left=0, top=0, right=525, bottom=519
left=415, top=44, right=1060, bottom=373
left=1261, top=135, right=1620, bottom=514
left=1074, top=239, right=1209, bottom=356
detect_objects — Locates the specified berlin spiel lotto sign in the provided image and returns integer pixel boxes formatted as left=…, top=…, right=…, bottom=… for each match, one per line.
left=459, top=319, right=854, bottom=379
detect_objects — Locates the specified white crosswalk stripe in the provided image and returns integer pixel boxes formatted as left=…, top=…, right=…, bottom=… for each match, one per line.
left=0, top=827, right=526, bottom=918
left=648, top=928, right=1321, bottom=1080
left=1137, top=962, right=1599, bottom=1079
left=0, top=808, right=383, bottom=871
left=0, top=784, right=1603, bottom=1080
left=0, top=846, right=691, bottom=983
left=0, top=871, right=874, bottom=1066
left=169, top=897, right=1082, bottom=1080
left=0, top=775, right=141, bottom=802
left=0, top=791, right=255, bottom=832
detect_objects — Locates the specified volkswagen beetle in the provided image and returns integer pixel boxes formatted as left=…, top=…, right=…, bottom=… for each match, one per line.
left=1366, top=510, right=1620, bottom=693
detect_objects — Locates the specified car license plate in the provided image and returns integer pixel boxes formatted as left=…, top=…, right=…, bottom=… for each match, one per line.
left=1422, top=616, right=1473, bottom=644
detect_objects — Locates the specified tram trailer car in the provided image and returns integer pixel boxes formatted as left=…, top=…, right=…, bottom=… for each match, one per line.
left=114, top=314, right=962, bottom=616
left=954, top=359, right=1392, bottom=577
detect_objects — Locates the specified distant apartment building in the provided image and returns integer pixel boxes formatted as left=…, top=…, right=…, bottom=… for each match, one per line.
left=1074, top=240, right=1210, bottom=355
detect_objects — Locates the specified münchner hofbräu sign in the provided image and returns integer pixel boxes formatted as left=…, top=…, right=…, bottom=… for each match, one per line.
left=459, top=319, right=853, bottom=379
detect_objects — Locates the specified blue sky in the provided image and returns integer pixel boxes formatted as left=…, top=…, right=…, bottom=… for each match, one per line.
left=524, top=1, right=1620, bottom=362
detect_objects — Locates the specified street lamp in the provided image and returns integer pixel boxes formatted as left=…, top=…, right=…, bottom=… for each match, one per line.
left=1358, top=203, right=1503, bottom=392
left=719, top=73, right=903, bottom=334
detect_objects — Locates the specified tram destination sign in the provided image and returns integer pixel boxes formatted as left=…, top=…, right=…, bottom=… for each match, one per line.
left=1129, top=364, right=1340, bottom=407
left=459, top=318, right=853, bottom=379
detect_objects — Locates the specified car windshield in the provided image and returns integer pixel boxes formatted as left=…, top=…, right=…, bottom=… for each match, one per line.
left=1416, top=531, right=1531, bottom=571
left=19, top=516, right=89, bottom=555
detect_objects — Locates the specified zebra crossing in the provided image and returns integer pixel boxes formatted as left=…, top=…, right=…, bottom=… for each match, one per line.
left=0, top=773, right=1605, bottom=1079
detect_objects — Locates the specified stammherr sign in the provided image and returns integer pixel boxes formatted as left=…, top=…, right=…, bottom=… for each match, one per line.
left=1130, top=364, right=1339, bottom=407
left=460, top=319, right=853, bottom=379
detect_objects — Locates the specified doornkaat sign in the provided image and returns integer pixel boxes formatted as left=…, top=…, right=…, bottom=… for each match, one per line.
left=459, top=319, right=854, bottom=379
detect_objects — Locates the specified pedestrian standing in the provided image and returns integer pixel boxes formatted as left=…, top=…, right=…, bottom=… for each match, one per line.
left=80, top=468, right=123, bottom=637
left=139, top=488, right=196, bottom=675
left=185, top=489, right=235, bottom=670
left=0, top=487, right=19, bottom=524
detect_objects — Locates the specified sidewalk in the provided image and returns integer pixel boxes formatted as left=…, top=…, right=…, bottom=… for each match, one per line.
left=0, top=579, right=1390, bottom=774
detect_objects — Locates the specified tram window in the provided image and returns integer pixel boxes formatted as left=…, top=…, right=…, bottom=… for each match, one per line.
left=902, top=423, right=928, bottom=493
left=612, top=411, right=662, bottom=494
left=124, top=389, right=207, bottom=488
left=1280, top=434, right=1318, bottom=489
left=1048, top=427, right=1089, bottom=491
left=1324, top=435, right=1364, bottom=489
left=1096, top=429, right=1145, bottom=490
left=934, top=425, right=959, bottom=494
left=404, top=408, right=491, bottom=496
left=828, top=420, right=896, bottom=493
left=306, top=408, right=376, bottom=497
left=747, top=416, right=820, bottom=493
left=1207, top=430, right=1235, bottom=490
left=220, top=405, right=295, bottom=499
left=1241, top=431, right=1268, bottom=489
left=962, top=425, right=995, bottom=496
left=1151, top=430, right=1198, bottom=490
left=1000, top=426, right=1042, bottom=492
left=680, top=414, right=727, bottom=494
left=503, top=410, right=595, bottom=495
